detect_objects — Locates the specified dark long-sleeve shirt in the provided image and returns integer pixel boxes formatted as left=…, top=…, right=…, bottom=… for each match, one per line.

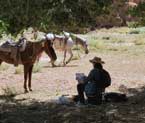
left=85, top=68, right=100, bottom=83
left=84, top=68, right=111, bottom=88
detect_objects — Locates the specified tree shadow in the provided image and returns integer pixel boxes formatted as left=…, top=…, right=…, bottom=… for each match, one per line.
left=1, top=85, right=145, bottom=123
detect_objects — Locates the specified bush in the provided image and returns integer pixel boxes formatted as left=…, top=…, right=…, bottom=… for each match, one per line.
left=129, top=2, right=145, bottom=26
left=2, top=85, right=17, bottom=97
left=0, top=63, right=10, bottom=71
left=0, top=20, right=9, bottom=36
left=129, top=27, right=145, bottom=34
left=33, top=63, right=42, bottom=73
left=15, top=66, right=23, bottom=74
left=0, top=0, right=114, bottom=34
left=89, top=39, right=106, bottom=50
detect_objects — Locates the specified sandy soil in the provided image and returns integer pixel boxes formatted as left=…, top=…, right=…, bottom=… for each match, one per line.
left=1, top=28, right=145, bottom=122
left=0, top=51, right=145, bottom=101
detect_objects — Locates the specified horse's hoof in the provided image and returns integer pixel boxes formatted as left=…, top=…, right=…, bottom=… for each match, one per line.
left=66, top=61, right=69, bottom=64
left=52, top=64, right=57, bottom=67
left=29, top=89, right=33, bottom=91
left=24, top=90, right=28, bottom=93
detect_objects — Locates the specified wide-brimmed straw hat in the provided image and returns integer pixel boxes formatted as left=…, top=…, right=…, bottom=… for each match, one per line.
left=89, top=57, right=105, bottom=64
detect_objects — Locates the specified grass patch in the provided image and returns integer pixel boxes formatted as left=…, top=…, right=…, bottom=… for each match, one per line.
left=110, top=37, right=125, bottom=43
left=0, top=63, right=10, bottom=71
left=72, top=45, right=80, bottom=50
left=2, top=85, right=17, bottom=97
left=100, top=27, right=130, bottom=34
left=129, top=27, right=145, bottom=34
left=129, top=30, right=140, bottom=34
left=107, top=47, right=119, bottom=51
left=102, top=36, right=110, bottom=40
left=33, top=63, right=43, bottom=73
left=15, top=65, right=23, bottom=74
left=118, top=46, right=129, bottom=52
left=89, top=39, right=106, bottom=50
left=134, top=39, right=145, bottom=45
left=71, top=55, right=80, bottom=61
left=15, top=63, right=43, bottom=74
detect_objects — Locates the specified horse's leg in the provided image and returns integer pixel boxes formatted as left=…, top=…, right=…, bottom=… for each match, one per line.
left=0, top=60, right=2, bottom=65
left=66, top=49, right=73, bottom=64
left=28, top=65, right=33, bottom=91
left=51, top=60, right=57, bottom=67
left=63, top=50, right=67, bottom=66
left=24, top=64, right=29, bottom=93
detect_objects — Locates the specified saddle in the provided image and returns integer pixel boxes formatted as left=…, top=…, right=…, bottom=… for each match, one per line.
left=53, top=35, right=66, bottom=50
left=0, top=38, right=27, bottom=66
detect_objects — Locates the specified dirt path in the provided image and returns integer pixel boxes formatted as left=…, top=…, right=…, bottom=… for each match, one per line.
left=0, top=51, right=145, bottom=101
left=1, top=27, right=145, bottom=122
left=1, top=51, right=145, bottom=123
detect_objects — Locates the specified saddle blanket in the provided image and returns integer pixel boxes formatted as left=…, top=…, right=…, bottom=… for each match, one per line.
left=0, top=38, right=27, bottom=66
left=0, top=38, right=26, bottom=52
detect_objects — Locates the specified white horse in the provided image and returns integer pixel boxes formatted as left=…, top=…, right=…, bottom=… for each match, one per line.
left=46, top=32, right=89, bottom=66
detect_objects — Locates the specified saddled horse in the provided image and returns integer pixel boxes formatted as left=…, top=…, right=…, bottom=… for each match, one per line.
left=0, top=37, right=57, bottom=93
left=46, top=33, right=89, bottom=66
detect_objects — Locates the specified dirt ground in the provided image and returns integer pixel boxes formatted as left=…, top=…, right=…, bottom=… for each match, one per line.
left=1, top=28, right=145, bottom=123
left=0, top=51, right=145, bottom=99
left=0, top=51, right=145, bottom=123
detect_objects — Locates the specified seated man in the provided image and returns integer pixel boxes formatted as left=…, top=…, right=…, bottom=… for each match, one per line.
left=76, top=57, right=111, bottom=105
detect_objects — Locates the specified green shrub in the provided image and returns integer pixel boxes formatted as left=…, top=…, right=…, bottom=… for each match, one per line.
left=129, top=27, right=145, bottom=34
left=134, top=39, right=145, bottom=45
left=33, top=63, right=42, bottom=73
left=129, top=30, right=140, bottom=34
left=89, top=39, right=106, bottom=50
left=129, top=2, right=145, bottom=26
left=15, top=66, right=23, bottom=74
left=127, top=22, right=139, bottom=28
left=0, top=20, right=9, bottom=36
left=0, top=63, right=9, bottom=71
left=2, top=85, right=17, bottom=97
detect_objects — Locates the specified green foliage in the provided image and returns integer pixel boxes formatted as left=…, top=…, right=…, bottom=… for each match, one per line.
left=15, top=66, right=23, bottom=74
left=2, top=85, right=17, bottom=97
left=0, top=20, right=9, bottom=36
left=129, top=2, right=145, bottom=26
left=127, top=22, right=139, bottom=28
left=129, top=27, right=145, bottom=34
left=2, top=0, right=143, bottom=34
left=0, top=63, right=10, bottom=71
left=0, top=0, right=113, bottom=34
left=89, top=39, right=106, bottom=50
left=33, top=63, right=42, bottom=73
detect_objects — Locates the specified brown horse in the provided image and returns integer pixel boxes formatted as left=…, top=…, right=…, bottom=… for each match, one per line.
left=0, top=38, right=57, bottom=93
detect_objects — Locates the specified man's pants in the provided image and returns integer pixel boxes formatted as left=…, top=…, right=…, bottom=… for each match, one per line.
left=77, top=83, right=105, bottom=105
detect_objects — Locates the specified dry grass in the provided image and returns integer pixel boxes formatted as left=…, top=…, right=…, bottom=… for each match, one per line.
left=134, top=39, right=145, bottom=45
left=0, top=63, right=10, bottom=71
left=1, top=85, right=17, bottom=97
left=33, top=62, right=43, bottom=73
left=14, top=63, right=43, bottom=74
left=15, top=65, right=23, bottom=74
left=0, top=27, right=145, bottom=123
left=84, top=27, right=145, bottom=55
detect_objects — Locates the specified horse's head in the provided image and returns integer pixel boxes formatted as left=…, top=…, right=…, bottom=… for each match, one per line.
left=76, top=37, right=89, bottom=54
left=42, top=34, right=57, bottom=62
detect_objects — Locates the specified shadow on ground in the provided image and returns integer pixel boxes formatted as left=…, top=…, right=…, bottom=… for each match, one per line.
left=1, top=86, right=145, bottom=123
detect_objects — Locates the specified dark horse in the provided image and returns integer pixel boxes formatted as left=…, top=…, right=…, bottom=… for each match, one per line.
left=0, top=38, right=57, bottom=93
